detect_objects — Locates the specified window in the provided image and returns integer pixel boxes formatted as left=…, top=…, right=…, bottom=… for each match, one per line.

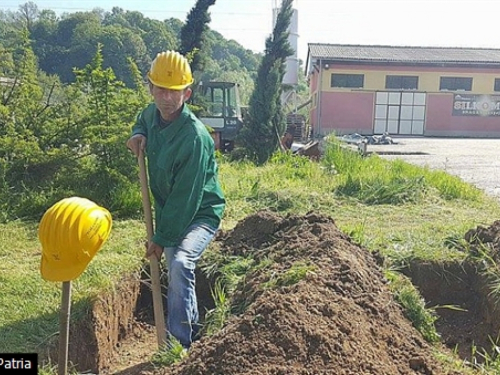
left=331, top=74, right=364, bottom=88
left=439, top=77, right=472, bottom=91
left=494, top=78, right=500, bottom=92
left=385, top=75, right=419, bottom=90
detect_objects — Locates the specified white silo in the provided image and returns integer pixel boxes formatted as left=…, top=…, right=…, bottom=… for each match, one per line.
left=272, top=0, right=299, bottom=86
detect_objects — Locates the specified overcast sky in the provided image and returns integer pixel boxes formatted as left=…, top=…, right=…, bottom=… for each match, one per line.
left=3, top=0, right=500, bottom=63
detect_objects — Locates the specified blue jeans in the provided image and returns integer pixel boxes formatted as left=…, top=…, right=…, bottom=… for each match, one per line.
left=163, top=222, right=217, bottom=348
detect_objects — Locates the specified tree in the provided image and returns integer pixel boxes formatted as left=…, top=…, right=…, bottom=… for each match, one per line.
left=31, top=18, right=62, bottom=75
left=50, top=11, right=102, bottom=81
left=98, top=25, right=149, bottom=86
left=0, top=34, right=149, bottom=221
left=237, top=0, right=293, bottom=164
left=102, top=7, right=130, bottom=28
left=141, top=19, right=177, bottom=58
left=0, top=9, right=25, bottom=65
left=179, top=0, right=216, bottom=73
left=16, top=1, right=39, bottom=33
left=0, top=30, right=74, bottom=219
left=165, top=17, right=183, bottom=47
left=71, top=44, right=148, bottom=213
left=3, top=4, right=262, bottom=97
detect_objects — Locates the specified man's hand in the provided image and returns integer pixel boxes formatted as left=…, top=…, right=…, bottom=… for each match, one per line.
left=146, top=241, right=163, bottom=261
left=126, top=134, right=147, bottom=157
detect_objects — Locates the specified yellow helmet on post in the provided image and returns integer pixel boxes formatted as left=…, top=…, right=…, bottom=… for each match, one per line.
left=38, top=197, right=112, bottom=282
left=147, top=50, right=194, bottom=90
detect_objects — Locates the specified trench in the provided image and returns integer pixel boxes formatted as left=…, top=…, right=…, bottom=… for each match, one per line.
left=47, top=265, right=216, bottom=374
left=134, top=265, right=216, bottom=328
left=404, top=260, right=500, bottom=362
left=50, top=258, right=500, bottom=373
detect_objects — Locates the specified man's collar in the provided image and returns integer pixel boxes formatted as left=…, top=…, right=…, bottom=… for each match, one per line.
left=153, top=103, right=190, bottom=130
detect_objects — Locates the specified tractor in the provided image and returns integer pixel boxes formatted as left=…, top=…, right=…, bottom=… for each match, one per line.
left=193, top=81, right=243, bottom=152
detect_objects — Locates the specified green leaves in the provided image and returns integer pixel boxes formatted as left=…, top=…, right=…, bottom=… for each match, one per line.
left=0, top=41, right=147, bottom=221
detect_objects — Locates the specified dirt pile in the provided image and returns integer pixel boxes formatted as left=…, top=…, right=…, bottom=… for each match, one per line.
left=151, top=210, right=459, bottom=375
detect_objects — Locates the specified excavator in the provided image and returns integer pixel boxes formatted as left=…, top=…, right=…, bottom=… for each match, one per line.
left=193, top=81, right=244, bottom=152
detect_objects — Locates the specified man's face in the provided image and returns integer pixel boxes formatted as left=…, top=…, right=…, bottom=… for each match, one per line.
left=150, top=84, right=192, bottom=120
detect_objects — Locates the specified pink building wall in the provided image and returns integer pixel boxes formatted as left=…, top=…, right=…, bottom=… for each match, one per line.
left=316, top=92, right=374, bottom=136
left=426, top=94, right=500, bottom=136
left=309, top=71, right=318, bottom=92
left=309, top=70, right=318, bottom=131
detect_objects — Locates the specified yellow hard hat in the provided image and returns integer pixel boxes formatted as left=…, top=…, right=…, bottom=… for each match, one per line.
left=38, top=197, right=112, bottom=282
left=147, top=50, right=194, bottom=90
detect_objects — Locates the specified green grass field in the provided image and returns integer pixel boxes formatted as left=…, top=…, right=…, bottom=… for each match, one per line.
left=3, top=142, right=500, bottom=373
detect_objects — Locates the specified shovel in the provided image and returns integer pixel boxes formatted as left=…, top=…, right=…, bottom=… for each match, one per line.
left=138, top=149, right=167, bottom=347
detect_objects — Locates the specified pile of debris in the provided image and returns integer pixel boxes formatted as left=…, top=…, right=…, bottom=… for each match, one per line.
left=281, top=132, right=396, bottom=160
left=341, top=132, right=395, bottom=145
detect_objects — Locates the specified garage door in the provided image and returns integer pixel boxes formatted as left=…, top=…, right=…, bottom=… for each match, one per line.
left=374, top=92, right=426, bottom=135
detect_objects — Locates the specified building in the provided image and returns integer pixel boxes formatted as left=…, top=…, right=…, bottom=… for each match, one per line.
left=306, top=43, right=500, bottom=138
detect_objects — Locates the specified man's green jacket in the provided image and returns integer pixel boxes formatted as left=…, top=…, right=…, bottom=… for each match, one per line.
left=132, top=103, right=225, bottom=247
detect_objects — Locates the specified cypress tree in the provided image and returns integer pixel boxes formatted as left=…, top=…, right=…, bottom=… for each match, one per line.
left=238, top=0, right=293, bottom=165
left=179, top=0, right=216, bottom=73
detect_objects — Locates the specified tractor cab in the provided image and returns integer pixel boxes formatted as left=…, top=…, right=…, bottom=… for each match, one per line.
left=195, top=81, right=243, bottom=152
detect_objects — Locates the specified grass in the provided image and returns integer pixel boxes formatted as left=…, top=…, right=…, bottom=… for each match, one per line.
left=202, top=279, right=231, bottom=336
left=3, top=140, right=500, bottom=373
left=0, top=219, right=145, bottom=353
left=263, top=262, right=316, bottom=289
left=323, top=138, right=483, bottom=204
left=151, top=337, right=188, bottom=367
left=385, top=270, right=441, bottom=343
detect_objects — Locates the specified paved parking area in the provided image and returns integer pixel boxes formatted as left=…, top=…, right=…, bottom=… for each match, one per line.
left=369, top=137, right=500, bottom=199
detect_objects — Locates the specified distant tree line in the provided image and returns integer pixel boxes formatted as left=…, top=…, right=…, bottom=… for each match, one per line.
left=0, top=0, right=305, bottom=222
left=0, top=1, right=262, bottom=103
left=1, top=1, right=269, bottom=221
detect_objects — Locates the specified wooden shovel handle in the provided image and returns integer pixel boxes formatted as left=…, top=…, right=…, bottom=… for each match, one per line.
left=58, top=281, right=71, bottom=375
left=138, top=150, right=167, bottom=347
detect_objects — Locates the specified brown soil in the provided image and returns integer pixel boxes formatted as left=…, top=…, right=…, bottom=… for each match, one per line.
left=53, top=211, right=500, bottom=375
left=147, top=210, right=461, bottom=375
left=46, top=274, right=142, bottom=373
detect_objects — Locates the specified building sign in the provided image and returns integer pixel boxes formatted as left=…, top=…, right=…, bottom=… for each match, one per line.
left=453, top=94, right=500, bottom=116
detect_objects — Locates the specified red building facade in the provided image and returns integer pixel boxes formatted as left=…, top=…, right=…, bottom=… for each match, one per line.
left=306, top=44, right=500, bottom=137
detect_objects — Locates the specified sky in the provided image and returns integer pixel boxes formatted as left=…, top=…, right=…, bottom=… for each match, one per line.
left=3, top=0, right=500, bottom=63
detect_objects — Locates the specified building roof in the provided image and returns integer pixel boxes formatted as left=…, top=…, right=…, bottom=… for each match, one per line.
left=307, top=43, right=500, bottom=68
